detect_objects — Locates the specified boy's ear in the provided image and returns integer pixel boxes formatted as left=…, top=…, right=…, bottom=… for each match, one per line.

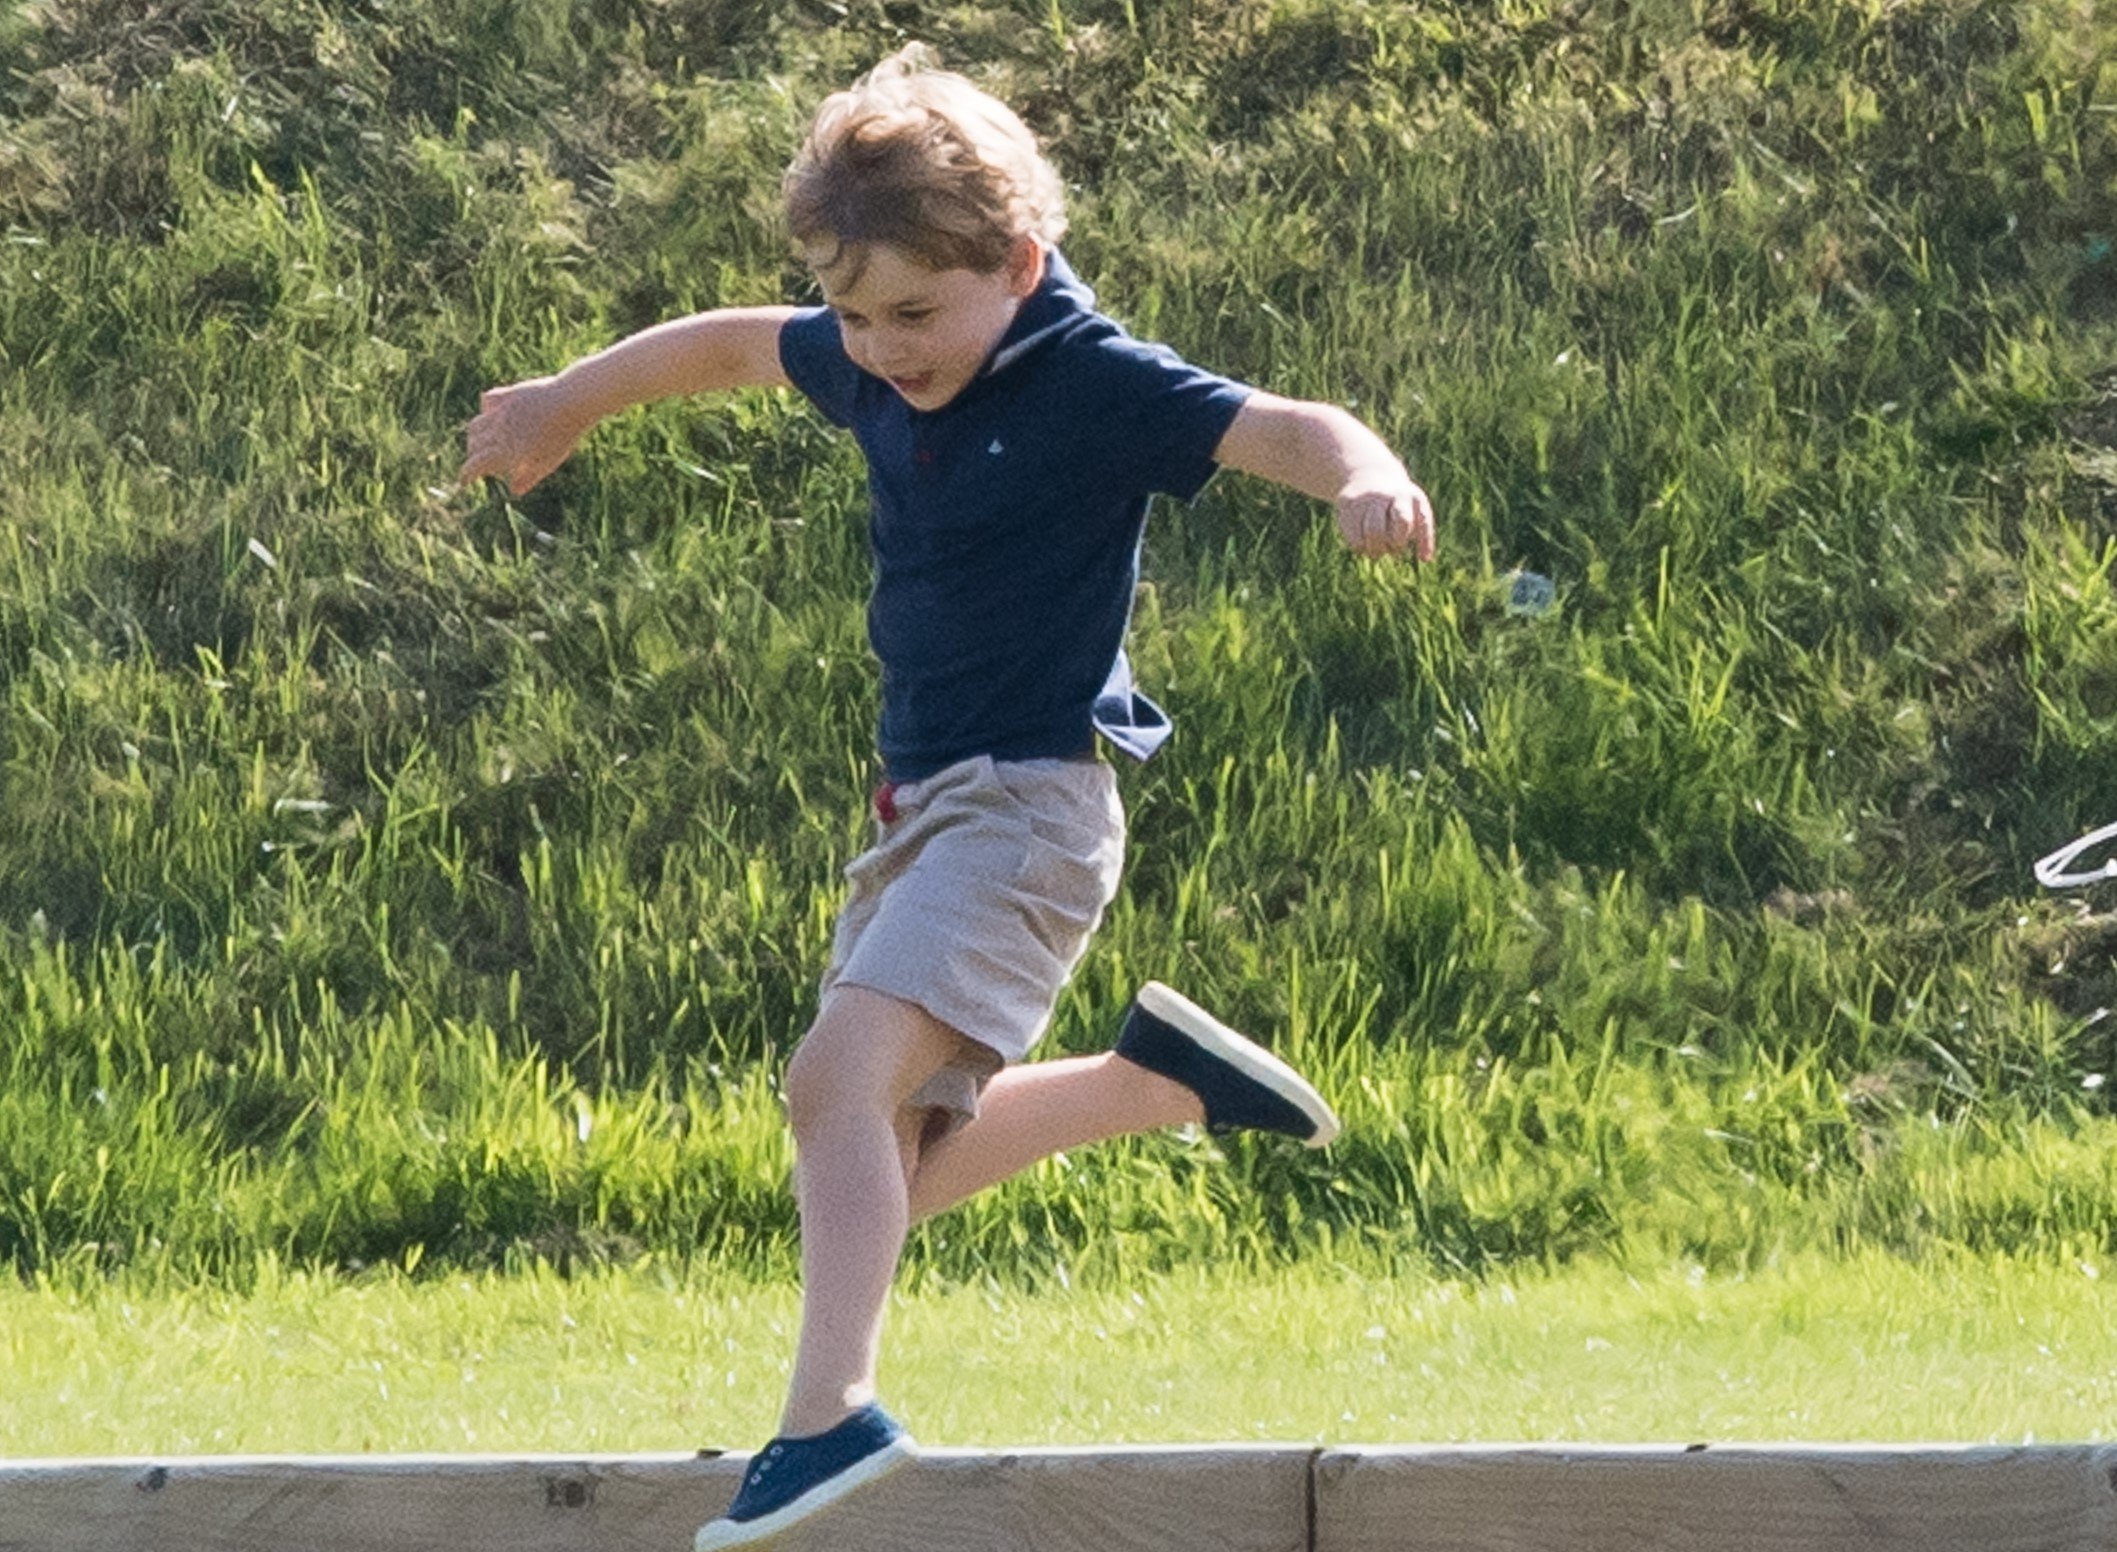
left=1006, top=235, right=1046, bottom=298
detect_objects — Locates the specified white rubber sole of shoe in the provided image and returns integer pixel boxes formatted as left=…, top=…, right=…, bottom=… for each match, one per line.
left=1135, top=981, right=1342, bottom=1149
left=693, top=1437, right=918, bottom=1550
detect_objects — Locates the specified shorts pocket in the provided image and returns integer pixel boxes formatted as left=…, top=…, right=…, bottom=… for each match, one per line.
left=992, top=761, right=1123, bottom=848
left=998, top=769, right=1124, bottom=934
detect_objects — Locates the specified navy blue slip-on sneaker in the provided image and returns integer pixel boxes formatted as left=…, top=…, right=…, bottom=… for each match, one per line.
left=1116, top=982, right=1341, bottom=1148
left=694, top=1403, right=917, bottom=1550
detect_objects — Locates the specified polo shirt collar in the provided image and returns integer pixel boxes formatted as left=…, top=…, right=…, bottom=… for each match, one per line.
left=980, top=245, right=1095, bottom=381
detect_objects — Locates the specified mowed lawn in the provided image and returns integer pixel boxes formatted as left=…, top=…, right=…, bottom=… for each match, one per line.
left=6, top=1250, right=2114, bottom=1457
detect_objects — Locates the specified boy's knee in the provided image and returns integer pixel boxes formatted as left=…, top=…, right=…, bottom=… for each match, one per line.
left=783, top=1031, right=863, bottom=1135
left=783, top=988, right=960, bottom=1136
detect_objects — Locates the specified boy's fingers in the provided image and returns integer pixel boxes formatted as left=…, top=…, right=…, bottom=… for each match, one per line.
left=457, top=442, right=506, bottom=489
left=1341, top=497, right=1376, bottom=555
left=1388, top=486, right=1434, bottom=563
left=1340, top=492, right=1434, bottom=562
left=1373, top=510, right=1404, bottom=557
left=458, top=418, right=523, bottom=491
left=1410, top=493, right=1436, bottom=562
left=1387, top=496, right=1416, bottom=555
left=1352, top=494, right=1417, bottom=558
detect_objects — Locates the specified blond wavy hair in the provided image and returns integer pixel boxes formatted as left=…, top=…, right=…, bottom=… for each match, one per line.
left=783, top=45, right=1067, bottom=285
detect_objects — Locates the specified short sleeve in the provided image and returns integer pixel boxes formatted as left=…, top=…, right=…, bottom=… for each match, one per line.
left=778, top=307, right=863, bottom=428
left=1091, top=337, right=1253, bottom=502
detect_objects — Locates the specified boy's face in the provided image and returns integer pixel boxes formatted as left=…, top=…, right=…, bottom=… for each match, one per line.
left=816, top=239, right=1043, bottom=412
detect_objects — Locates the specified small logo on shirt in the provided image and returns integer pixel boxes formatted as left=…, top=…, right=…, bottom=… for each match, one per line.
left=987, top=440, right=1004, bottom=456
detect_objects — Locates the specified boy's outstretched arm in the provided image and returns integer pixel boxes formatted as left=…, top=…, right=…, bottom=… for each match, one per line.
left=1213, top=392, right=1436, bottom=562
left=458, top=307, right=797, bottom=496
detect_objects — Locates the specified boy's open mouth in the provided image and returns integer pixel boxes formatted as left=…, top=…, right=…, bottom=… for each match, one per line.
left=889, top=373, right=934, bottom=396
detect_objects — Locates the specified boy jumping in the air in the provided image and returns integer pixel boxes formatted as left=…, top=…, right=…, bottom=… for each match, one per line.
left=459, top=46, right=1433, bottom=1550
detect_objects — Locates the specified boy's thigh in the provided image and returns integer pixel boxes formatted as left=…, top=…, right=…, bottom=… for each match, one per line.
left=786, top=984, right=986, bottom=1116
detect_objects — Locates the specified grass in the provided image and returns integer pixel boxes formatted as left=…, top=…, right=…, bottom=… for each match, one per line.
left=1, top=0, right=2116, bottom=1288
left=5, top=1247, right=2114, bottom=1455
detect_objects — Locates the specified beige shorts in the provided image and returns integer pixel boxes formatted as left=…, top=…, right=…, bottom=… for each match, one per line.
left=819, top=754, right=1126, bottom=1132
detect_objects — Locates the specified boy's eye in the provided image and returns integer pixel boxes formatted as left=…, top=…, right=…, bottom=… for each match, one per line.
left=895, top=308, right=933, bottom=325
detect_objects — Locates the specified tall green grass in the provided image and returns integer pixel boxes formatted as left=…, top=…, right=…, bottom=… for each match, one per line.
left=2, top=0, right=2116, bottom=1284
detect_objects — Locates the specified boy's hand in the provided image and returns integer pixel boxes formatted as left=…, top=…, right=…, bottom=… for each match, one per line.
left=1214, top=395, right=1437, bottom=563
left=457, top=377, right=589, bottom=496
left=1335, top=474, right=1436, bottom=562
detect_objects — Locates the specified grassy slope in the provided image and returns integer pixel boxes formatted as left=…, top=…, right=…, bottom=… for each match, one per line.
left=1, top=0, right=2116, bottom=1283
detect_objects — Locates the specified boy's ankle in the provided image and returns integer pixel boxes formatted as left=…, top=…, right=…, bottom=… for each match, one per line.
left=779, top=1391, right=875, bottom=1440
left=1112, top=1049, right=1208, bottom=1128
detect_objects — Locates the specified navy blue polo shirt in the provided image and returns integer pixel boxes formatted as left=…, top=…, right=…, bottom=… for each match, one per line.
left=778, top=248, right=1252, bottom=782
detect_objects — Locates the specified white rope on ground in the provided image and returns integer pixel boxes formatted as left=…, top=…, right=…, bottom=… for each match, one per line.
left=2034, top=820, right=2117, bottom=890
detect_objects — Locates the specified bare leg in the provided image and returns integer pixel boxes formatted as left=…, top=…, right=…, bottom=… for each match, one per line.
left=779, top=985, right=976, bottom=1438
left=905, top=1052, right=1203, bottom=1223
